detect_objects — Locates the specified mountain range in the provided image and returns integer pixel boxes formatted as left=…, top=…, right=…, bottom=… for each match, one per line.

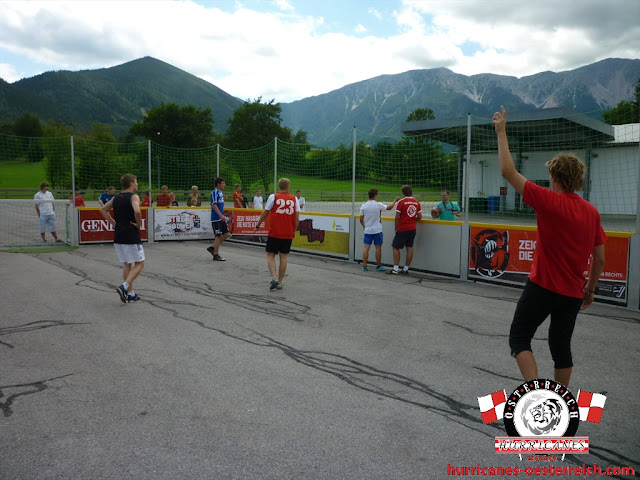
left=1, top=56, right=638, bottom=147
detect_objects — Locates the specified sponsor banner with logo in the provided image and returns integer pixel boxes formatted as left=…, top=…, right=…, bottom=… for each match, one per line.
left=78, top=208, right=148, bottom=244
left=154, top=207, right=212, bottom=240
left=468, top=224, right=629, bottom=303
left=228, top=209, right=350, bottom=257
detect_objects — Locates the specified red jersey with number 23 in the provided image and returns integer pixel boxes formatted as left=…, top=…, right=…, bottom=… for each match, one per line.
left=267, top=192, right=299, bottom=239
left=395, top=196, right=422, bottom=232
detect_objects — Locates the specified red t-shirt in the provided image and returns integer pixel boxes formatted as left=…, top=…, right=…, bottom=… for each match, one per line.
left=70, top=196, right=85, bottom=207
left=523, top=181, right=606, bottom=298
left=233, top=191, right=243, bottom=208
left=156, top=194, right=172, bottom=207
left=395, top=197, right=422, bottom=231
left=267, top=192, right=298, bottom=239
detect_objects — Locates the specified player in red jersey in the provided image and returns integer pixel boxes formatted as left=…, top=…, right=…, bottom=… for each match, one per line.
left=254, top=178, right=300, bottom=290
left=390, top=185, right=422, bottom=275
left=493, top=106, right=606, bottom=386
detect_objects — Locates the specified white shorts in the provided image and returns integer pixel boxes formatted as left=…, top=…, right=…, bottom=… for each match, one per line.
left=114, top=243, right=145, bottom=264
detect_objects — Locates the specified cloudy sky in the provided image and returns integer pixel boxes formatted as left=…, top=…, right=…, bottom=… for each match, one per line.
left=1, top=0, right=639, bottom=103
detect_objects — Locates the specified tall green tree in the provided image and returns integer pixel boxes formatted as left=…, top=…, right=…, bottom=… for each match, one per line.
left=405, top=108, right=435, bottom=123
left=129, top=102, right=217, bottom=147
left=224, top=97, right=292, bottom=149
left=603, top=78, right=639, bottom=125
left=13, top=113, right=44, bottom=162
left=224, top=98, right=307, bottom=191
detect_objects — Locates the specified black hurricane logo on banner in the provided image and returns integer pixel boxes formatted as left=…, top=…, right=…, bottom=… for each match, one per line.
left=471, top=229, right=510, bottom=278
left=503, top=380, right=579, bottom=437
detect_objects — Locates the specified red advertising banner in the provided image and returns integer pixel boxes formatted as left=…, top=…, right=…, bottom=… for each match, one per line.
left=78, top=207, right=148, bottom=244
left=468, top=224, right=629, bottom=302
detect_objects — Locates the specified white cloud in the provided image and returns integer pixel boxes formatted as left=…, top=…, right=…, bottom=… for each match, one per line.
left=0, top=0, right=638, bottom=102
left=0, top=63, right=20, bottom=83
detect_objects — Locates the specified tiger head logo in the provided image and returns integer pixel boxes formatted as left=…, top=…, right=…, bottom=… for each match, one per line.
left=522, top=396, right=564, bottom=435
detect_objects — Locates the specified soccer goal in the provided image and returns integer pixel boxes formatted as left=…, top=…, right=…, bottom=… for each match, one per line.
left=0, top=199, right=72, bottom=248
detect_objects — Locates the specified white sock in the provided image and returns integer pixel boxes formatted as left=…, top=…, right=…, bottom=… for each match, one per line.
left=122, top=282, right=129, bottom=290
left=403, top=266, right=409, bottom=272
left=393, top=265, right=399, bottom=271
left=128, top=291, right=135, bottom=297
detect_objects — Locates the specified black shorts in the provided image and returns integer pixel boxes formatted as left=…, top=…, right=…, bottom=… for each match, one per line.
left=509, top=280, right=583, bottom=369
left=211, top=220, right=229, bottom=237
left=266, top=237, right=292, bottom=254
left=392, top=230, right=416, bottom=249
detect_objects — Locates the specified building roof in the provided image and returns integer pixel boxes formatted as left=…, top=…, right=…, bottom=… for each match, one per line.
left=611, top=123, right=640, bottom=144
left=401, top=107, right=617, bottom=152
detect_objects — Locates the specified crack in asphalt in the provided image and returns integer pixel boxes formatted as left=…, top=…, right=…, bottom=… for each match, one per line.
left=17, top=252, right=640, bottom=474
left=0, top=374, right=75, bottom=417
left=0, top=320, right=89, bottom=349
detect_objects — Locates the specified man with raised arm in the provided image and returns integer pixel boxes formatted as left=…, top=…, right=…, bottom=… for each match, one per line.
left=493, top=106, right=606, bottom=387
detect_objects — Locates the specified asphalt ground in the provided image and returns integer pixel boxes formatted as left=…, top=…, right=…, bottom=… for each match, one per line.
left=1, top=241, right=639, bottom=480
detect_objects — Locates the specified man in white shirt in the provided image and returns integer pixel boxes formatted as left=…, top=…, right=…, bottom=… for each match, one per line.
left=34, top=181, right=62, bottom=243
left=359, top=188, right=398, bottom=272
left=295, top=190, right=305, bottom=210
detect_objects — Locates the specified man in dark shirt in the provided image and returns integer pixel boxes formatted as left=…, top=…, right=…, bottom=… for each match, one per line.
left=100, top=174, right=145, bottom=303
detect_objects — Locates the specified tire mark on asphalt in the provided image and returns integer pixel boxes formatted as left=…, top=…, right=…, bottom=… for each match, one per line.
left=0, top=374, right=75, bottom=417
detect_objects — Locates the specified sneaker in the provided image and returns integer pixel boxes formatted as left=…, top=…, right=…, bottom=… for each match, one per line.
left=42, top=239, right=47, bottom=244
left=375, top=266, right=386, bottom=272
left=362, top=266, right=368, bottom=271
left=400, top=270, right=409, bottom=275
left=127, top=293, right=141, bottom=302
left=213, top=254, right=226, bottom=261
left=276, top=283, right=283, bottom=290
left=116, top=285, right=128, bottom=303
left=389, top=269, right=399, bottom=275
left=270, top=279, right=279, bottom=290
left=55, top=239, right=64, bottom=244
left=206, top=246, right=215, bottom=256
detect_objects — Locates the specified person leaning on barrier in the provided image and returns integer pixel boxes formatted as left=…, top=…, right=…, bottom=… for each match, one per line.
left=493, top=106, right=606, bottom=387
left=99, top=186, right=117, bottom=206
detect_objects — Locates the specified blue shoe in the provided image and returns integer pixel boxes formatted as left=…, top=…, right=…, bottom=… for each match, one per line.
left=276, top=283, right=283, bottom=290
left=362, top=266, right=368, bottom=271
left=116, top=285, right=128, bottom=303
left=270, top=279, right=279, bottom=290
left=375, top=266, right=386, bottom=272
left=127, top=293, right=140, bottom=302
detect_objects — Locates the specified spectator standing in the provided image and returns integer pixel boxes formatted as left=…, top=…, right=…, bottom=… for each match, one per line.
left=390, top=185, right=422, bottom=275
left=433, top=190, right=461, bottom=220
left=207, top=177, right=230, bottom=261
left=295, top=190, right=306, bottom=210
left=170, top=192, right=178, bottom=206
left=254, top=178, right=300, bottom=290
left=155, top=185, right=172, bottom=207
left=100, top=174, right=145, bottom=303
left=34, top=181, right=62, bottom=243
left=494, top=106, right=606, bottom=386
left=252, top=188, right=265, bottom=210
left=359, top=188, right=398, bottom=272
left=187, top=185, right=202, bottom=207
left=98, top=186, right=117, bottom=206
left=233, top=184, right=244, bottom=208
left=70, top=188, right=85, bottom=207
left=141, top=191, right=152, bottom=207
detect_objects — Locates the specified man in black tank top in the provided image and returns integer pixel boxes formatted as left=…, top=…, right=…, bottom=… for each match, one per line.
left=100, top=174, right=146, bottom=303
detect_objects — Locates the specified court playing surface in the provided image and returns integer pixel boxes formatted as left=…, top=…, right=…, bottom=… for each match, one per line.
left=1, top=241, right=639, bottom=479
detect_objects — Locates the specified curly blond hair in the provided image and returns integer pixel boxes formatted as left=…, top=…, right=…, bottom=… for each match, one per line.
left=545, top=153, right=585, bottom=193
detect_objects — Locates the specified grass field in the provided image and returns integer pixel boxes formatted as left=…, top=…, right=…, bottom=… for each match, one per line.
left=0, top=159, right=46, bottom=188
left=0, top=160, right=452, bottom=202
